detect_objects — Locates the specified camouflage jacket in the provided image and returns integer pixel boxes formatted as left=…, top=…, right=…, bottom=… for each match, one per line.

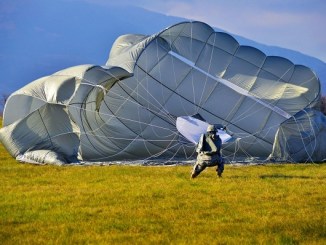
left=196, top=133, right=222, bottom=161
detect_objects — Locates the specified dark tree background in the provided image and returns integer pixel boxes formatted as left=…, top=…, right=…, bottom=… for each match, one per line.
left=0, top=94, right=9, bottom=117
left=321, top=96, right=326, bottom=115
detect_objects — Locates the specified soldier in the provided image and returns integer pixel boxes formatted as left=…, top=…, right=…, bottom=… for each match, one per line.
left=191, top=124, right=224, bottom=178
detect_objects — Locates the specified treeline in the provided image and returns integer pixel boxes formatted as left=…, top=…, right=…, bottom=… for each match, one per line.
left=321, top=96, right=326, bottom=115
left=0, top=94, right=8, bottom=117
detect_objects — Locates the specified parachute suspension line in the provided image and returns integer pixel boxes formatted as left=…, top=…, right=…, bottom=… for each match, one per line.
left=79, top=95, right=106, bottom=157
left=222, top=139, right=248, bottom=162
left=222, top=56, right=268, bottom=127
left=119, top=48, right=189, bottom=132
left=79, top=70, right=174, bottom=142
left=168, top=50, right=292, bottom=120
left=131, top=39, right=180, bottom=128
left=197, top=33, right=217, bottom=111
left=77, top=132, right=179, bottom=142
left=216, top=60, right=296, bottom=153
left=276, top=124, right=299, bottom=163
left=140, top=139, right=194, bottom=164
left=200, top=40, right=244, bottom=128
left=77, top=73, right=184, bottom=160
left=46, top=71, right=118, bottom=143
left=135, top=47, right=174, bottom=141
left=75, top=80, right=116, bottom=156
left=77, top=127, right=183, bottom=162
left=132, top=71, right=195, bottom=160
left=254, top=63, right=318, bottom=163
left=153, top=39, right=171, bottom=123
left=144, top=135, right=183, bottom=162
left=291, top=109, right=317, bottom=163
left=36, top=109, right=54, bottom=148
left=47, top=71, right=181, bottom=161
left=305, top=109, right=318, bottom=163
left=165, top=23, right=198, bottom=117
left=190, top=22, right=197, bottom=108
left=45, top=71, right=271, bottom=162
left=136, top=48, right=148, bottom=138
left=225, top=140, right=240, bottom=161
left=168, top=49, right=281, bottom=155
left=132, top=81, right=178, bottom=139
left=107, top=67, right=177, bottom=128
left=94, top=65, right=182, bottom=136
left=95, top=73, right=176, bottom=126
left=125, top=84, right=181, bottom=144
left=76, top=122, right=181, bottom=160
left=86, top=135, right=181, bottom=162
left=66, top=79, right=179, bottom=137
left=119, top=33, right=201, bottom=161
left=275, top=69, right=317, bottom=163
left=80, top=100, right=178, bottom=139
left=233, top=63, right=292, bottom=124
left=134, top=70, right=177, bottom=124
left=137, top=65, right=274, bottom=147
left=225, top=50, right=300, bottom=128
left=258, top=123, right=279, bottom=140
left=167, top=46, right=307, bottom=161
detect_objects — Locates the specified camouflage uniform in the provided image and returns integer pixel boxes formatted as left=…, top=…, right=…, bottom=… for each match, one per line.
left=191, top=125, right=224, bottom=178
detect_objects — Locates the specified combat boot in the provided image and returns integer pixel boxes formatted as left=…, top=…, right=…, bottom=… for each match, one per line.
left=191, top=170, right=199, bottom=178
left=216, top=168, right=222, bottom=177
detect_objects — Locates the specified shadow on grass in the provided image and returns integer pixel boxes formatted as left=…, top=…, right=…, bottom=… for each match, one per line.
left=228, top=176, right=251, bottom=179
left=259, top=174, right=312, bottom=179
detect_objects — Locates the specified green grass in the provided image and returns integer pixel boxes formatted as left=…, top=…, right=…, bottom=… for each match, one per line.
left=0, top=117, right=325, bottom=244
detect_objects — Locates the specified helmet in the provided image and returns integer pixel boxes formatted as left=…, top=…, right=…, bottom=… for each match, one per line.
left=207, top=124, right=216, bottom=132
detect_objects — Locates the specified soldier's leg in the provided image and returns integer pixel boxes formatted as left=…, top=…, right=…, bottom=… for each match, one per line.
left=216, top=157, right=225, bottom=177
left=191, top=161, right=207, bottom=178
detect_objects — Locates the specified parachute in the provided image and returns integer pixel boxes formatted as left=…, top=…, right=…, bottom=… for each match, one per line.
left=1, top=21, right=325, bottom=164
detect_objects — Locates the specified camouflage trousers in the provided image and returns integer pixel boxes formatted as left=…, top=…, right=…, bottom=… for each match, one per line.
left=192, top=156, right=224, bottom=178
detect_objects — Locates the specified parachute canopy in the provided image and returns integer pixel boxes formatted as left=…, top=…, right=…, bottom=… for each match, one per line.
left=1, top=21, right=325, bottom=164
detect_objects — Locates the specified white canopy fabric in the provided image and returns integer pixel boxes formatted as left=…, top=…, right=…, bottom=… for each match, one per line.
left=0, top=21, right=325, bottom=164
left=176, top=116, right=232, bottom=144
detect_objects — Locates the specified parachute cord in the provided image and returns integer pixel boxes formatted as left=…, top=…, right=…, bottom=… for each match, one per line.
left=291, top=110, right=316, bottom=163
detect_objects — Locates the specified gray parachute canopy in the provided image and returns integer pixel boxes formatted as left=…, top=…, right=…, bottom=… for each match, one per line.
left=1, top=21, right=325, bottom=164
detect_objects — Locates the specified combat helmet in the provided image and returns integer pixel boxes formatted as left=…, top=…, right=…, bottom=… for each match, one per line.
left=206, top=124, right=216, bottom=132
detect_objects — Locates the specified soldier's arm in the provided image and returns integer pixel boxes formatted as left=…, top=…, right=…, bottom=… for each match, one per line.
left=204, top=136, right=218, bottom=155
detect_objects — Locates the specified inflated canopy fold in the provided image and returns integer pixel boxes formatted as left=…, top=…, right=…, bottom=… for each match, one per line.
left=1, top=21, right=325, bottom=164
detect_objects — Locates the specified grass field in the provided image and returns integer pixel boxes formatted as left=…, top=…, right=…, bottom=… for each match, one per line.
left=0, top=118, right=325, bottom=244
